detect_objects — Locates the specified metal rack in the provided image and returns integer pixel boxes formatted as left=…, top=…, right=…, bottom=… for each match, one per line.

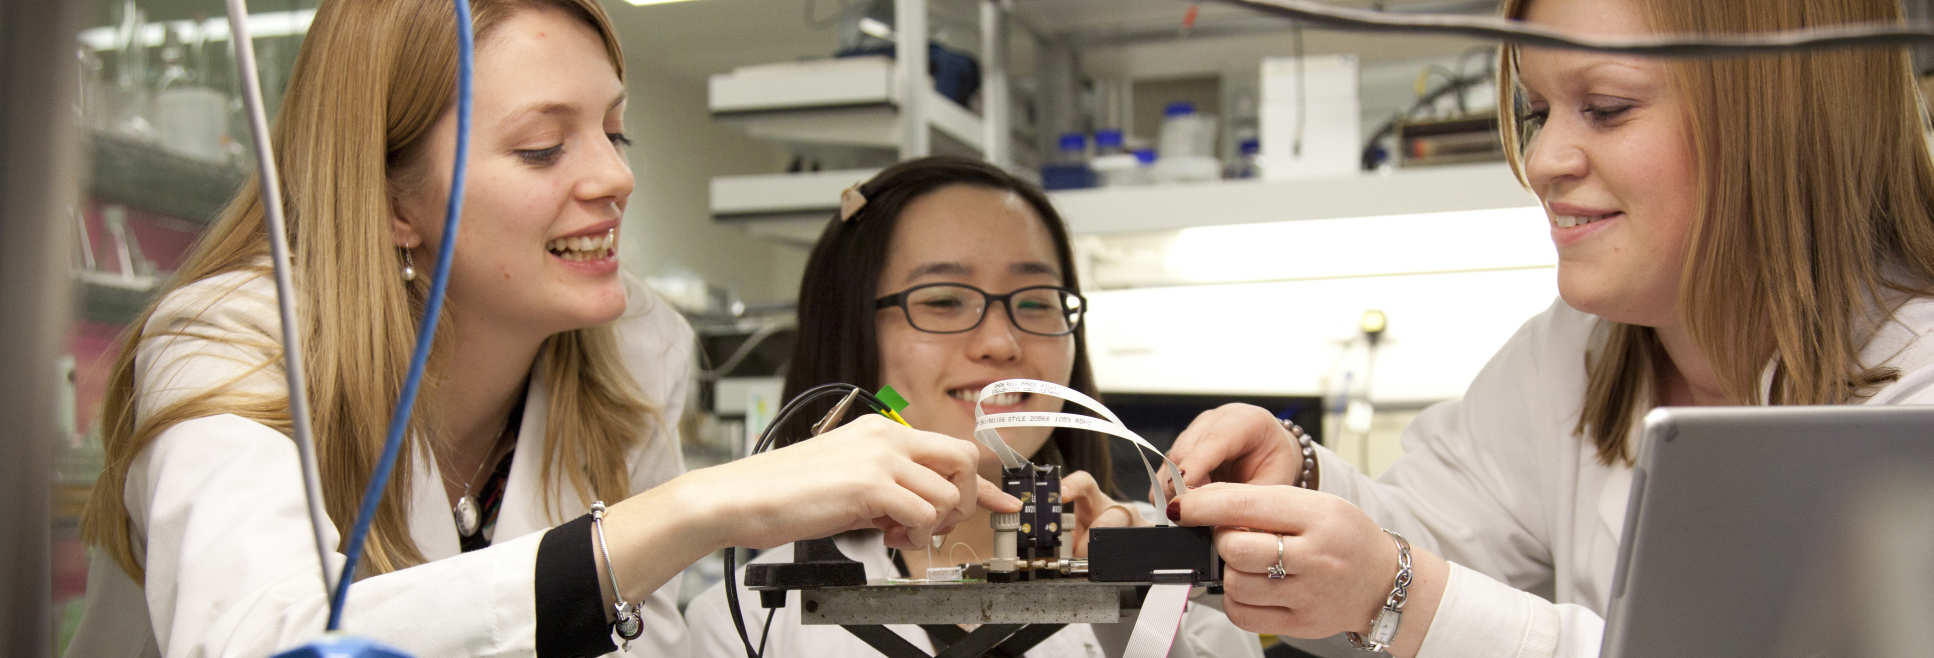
left=706, top=0, right=1035, bottom=240
left=77, top=131, right=244, bottom=326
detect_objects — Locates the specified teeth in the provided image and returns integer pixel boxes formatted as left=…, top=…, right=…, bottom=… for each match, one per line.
left=1554, top=214, right=1612, bottom=228
left=547, top=229, right=618, bottom=257
left=951, top=389, right=1025, bottom=406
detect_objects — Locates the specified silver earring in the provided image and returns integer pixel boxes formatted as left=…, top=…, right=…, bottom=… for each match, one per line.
left=401, top=249, right=417, bottom=282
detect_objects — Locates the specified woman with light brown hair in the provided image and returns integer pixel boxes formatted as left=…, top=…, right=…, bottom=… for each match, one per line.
left=65, top=1, right=1007, bottom=655
left=1160, top=0, right=1934, bottom=656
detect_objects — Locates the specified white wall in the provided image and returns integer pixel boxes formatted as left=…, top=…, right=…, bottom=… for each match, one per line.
left=616, top=58, right=808, bottom=305
left=1083, top=266, right=1558, bottom=478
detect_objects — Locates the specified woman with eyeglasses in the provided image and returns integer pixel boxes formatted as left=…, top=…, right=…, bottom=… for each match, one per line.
left=684, top=156, right=1261, bottom=657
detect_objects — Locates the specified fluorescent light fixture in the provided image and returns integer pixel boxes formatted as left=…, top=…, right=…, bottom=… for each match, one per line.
left=78, top=9, right=316, bottom=51
left=1112, top=206, right=1552, bottom=287
left=625, top=0, right=703, bottom=5
left=857, top=16, right=895, bottom=40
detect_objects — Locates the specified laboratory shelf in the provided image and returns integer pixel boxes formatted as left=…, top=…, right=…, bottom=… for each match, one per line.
left=1047, top=163, right=1538, bottom=235
left=709, top=168, right=879, bottom=246
left=709, top=56, right=984, bottom=152
left=75, top=270, right=158, bottom=327
left=88, top=131, right=245, bottom=225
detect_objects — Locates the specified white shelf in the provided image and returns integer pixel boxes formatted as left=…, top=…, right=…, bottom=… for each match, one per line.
left=708, top=56, right=983, bottom=151
left=1047, top=163, right=1539, bottom=235
left=709, top=168, right=880, bottom=246
left=75, top=269, right=160, bottom=326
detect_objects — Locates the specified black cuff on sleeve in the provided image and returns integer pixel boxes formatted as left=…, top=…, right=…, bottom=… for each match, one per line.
left=535, top=514, right=616, bottom=658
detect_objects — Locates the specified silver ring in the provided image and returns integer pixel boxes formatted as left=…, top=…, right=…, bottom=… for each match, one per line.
left=1267, top=534, right=1288, bottom=579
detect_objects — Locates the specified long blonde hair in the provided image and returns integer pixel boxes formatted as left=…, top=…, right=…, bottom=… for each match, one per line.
left=1497, top=0, right=1934, bottom=465
left=83, top=0, right=654, bottom=581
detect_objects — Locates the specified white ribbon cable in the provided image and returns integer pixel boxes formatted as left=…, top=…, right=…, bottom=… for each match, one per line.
left=970, top=395, right=1031, bottom=471
left=1123, top=582, right=1192, bottom=658
left=973, top=379, right=1189, bottom=522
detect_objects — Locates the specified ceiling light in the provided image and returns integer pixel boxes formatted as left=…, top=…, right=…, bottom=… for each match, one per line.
left=77, top=9, right=315, bottom=51
left=857, top=16, right=895, bottom=40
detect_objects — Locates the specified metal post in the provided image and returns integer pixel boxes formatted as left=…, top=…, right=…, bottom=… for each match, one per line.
left=895, top=0, right=930, bottom=158
left=1037, top=38, right=1079, bottom=160
left=979, top=0, right=1011, bottom=168
left=0, top=0, right=83, bottom=655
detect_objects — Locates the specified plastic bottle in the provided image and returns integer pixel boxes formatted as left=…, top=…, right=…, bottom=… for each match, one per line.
left=1090, top=129, right=1143, bottom=187
left=1041, top=132, right=1097, bottom=190
left=1153, top=102, right=1220, bottom=183
left=1227, top=85, right=1261, bottom=168
left=1225, top=138, right=1262, bottom=179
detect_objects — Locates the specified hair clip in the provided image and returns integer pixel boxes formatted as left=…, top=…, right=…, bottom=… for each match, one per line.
left=839, top=183, right=868, bottom=222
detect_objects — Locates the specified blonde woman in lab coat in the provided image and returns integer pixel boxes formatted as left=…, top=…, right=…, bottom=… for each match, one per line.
left=1161, top=0, right=1934, bottom=657
left=684, top=156, right=1262, bottom=658
left=67, top=2, right=1002, bottom=656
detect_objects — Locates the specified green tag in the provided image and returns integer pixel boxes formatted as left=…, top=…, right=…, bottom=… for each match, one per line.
left=875, top=386, right=909, bottom=413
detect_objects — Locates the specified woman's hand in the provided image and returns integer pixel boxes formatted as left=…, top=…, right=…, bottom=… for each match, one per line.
left=1171, top=482, right=1444, bottom=657
left=1162, top=403, right=1305, bottom=495
left=1060, top=470, right=1144, bottom=557
left=670, top=414, right=1021, bottom=552
left=597, top=415, right=1020, bottom=610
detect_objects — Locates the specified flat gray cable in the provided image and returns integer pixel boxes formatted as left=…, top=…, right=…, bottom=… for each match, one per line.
left=224, top=0, right=337, bottom=600
left=1216, top=0, right=1934, bottom=55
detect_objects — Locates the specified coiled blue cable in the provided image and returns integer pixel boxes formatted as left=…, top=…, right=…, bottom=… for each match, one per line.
left=326, top=0, right=475, bottom=631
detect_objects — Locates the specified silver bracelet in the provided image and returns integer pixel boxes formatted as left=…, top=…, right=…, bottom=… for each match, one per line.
left=1280, top=419, right=1318, bottom=490
left=1347, top=529, right=1413, bottom=653
left=591, top=500, right=645, bottom=649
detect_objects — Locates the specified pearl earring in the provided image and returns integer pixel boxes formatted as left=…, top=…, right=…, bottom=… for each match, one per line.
left=401, top=248, right=417, bottom=282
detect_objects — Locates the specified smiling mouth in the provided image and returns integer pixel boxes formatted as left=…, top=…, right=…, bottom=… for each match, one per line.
left=1554, top=212, right=1620, bottom=228
left=546, top=228, right=616, bottom=261
left=949, top=388, right=1030, bottom=406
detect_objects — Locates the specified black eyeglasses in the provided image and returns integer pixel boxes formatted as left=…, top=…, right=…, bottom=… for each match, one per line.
left=875, top=283, right=1086, bottom=336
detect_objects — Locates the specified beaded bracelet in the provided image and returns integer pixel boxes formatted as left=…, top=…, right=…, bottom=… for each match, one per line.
left=1280, top=419, right=1319, bottom=490
left=591, top=501, right=645, bottom=649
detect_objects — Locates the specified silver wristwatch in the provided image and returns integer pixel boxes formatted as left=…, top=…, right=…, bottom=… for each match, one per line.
left=1347, top=529, right=1413, bottom=653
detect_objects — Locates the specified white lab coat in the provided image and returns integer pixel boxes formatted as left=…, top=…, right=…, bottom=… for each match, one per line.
left=65, top=268, right=697, bottom=657
left=1308, top=296, right=1934, bottom=658
left=684, top=511, right=1266, bottom=658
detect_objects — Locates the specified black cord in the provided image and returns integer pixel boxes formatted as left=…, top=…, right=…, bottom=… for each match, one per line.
left=724, top=383, right=891, bottom=658
left=1217, top=0, right=1934, bottom=55
left=758, top=608, right=777, bottom=656
left=1421, top=65, right=1468, bottom=114
left=752, top=383, right=890, bottom=455
left=1359, top=70, right=1487, bottom=170
left=725, top=546, right=757, bottom=658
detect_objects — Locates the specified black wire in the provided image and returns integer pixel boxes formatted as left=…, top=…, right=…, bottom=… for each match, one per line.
left=1217, top=0, right=1934, bottom=55
left=724, top=383, right=890, bottom=658
left=758, top=608, right=777, bottom=656
left=1358, top=70, right=1486, bottom=170
left=752, top=384, right=890, bottom=455
left=725, top=547, right=757, bottom=658
left=1421, top=65, right=1468, bottom=114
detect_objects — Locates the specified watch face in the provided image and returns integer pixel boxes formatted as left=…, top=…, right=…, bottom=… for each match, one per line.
left=1370, top=608, right=1402, bottom=644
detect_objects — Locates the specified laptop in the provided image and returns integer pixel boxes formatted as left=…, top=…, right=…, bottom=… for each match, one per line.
left=1601, top=405, right=1934, bottom=658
